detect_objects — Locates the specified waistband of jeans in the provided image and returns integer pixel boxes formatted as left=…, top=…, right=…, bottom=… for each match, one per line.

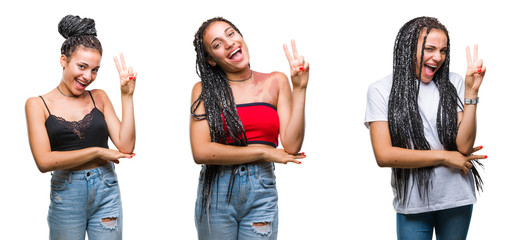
left=216, top=162, right=274, bottom=177
left=52, top=162, right=115, bottom=181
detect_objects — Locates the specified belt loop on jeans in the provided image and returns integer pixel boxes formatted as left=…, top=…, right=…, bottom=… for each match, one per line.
left=98, top=165, right=104, bottom=180
left=253, top=164, right=259, bottom=179
left=67, top=171, right=72, bottom=184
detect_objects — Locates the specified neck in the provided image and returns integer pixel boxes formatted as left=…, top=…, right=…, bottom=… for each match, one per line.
left=226, top=68, right=252, bottom=82
left=57, top=81, right=80, bottom=97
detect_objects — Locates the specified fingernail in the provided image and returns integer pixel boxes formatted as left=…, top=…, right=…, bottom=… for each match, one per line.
left=298, top=161, right=302, bottom=164
left=299, top=67, right=305, bottom=72
left=477, top=69, right=482, bottom=74
left=129, top=76, right=134, bottom=80
left=479, top=146, right=483, bottom=149
left=484, top=155, right=488, bottom=159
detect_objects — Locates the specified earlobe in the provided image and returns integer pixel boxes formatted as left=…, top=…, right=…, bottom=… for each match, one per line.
left=206, top=56, right=217, bottom=67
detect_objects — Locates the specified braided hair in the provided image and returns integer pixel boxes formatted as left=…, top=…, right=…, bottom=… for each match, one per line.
left=191, top=17, right=248, bottom=222
left=389, top=16, right=483, bottom=205
left=58, top=15, right=102, bottom=58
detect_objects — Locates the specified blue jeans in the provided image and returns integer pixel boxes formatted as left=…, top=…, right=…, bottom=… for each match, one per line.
left=195, top=162, right=279, bottom=240
left=397, top=205, right=473, bottom=240
left=48, top=162, right=122, bottom=240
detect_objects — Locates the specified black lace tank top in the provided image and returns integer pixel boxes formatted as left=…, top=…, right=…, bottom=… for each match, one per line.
left=40, top=91, right=109, bottom=151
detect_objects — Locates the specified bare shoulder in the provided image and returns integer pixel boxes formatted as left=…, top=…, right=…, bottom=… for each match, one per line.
left=191, top=81, right=202, bottom=99
left=90, top=89, right=108, bottom=99
left=25, top=96, right=44, bottom=110
left=25, top=96, right=46, bottom=119
left=270, top=71, right=289, bottom=86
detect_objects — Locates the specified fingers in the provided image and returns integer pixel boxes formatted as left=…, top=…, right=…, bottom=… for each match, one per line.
left=283, top=44, right=294, bottom=68
left=470, top=145, right=483, bottom=154
left=467, top=154, right=487, bottom=161
left=120, top=53, right=127, bottom=70
left=290, top=39, right=298, bottom=59
left=473, top=44, right=478, bottom=62
left=114, top=56, right=122, bottom=73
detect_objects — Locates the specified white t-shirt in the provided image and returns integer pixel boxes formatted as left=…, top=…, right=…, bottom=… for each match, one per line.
left=364, top=73, right=476, bottom=214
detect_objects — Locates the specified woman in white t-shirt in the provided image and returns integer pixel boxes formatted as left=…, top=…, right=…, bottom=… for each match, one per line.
left=365, top=16, right=486, bottom=240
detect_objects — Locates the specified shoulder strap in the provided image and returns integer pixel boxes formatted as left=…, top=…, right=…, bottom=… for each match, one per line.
left=87, top=91, right=97, bottom=107
left=39, top=96, right=51, bottom=115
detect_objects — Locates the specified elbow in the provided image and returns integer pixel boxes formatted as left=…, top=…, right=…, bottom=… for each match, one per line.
left=376, top=158, right=389, bottom=168
left=283, top=142, right=303, bottom=155
left=457, top=146, right=473, bottom=156
left=192, top=150, right=210, bottom=165
left=374, top=154, right=394, bottom=168
left=35, top=160, right=52, bottom=173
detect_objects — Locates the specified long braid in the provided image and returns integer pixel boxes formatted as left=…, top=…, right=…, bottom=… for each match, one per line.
left=191, top=17, right=248, bottom=223
left=389, top=17, right=483, bottom=206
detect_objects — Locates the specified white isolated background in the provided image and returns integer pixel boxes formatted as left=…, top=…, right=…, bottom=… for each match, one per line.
left=0, top=0, right=511, bottom=239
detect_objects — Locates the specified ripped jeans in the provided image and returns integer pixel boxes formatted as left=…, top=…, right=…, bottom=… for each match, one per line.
left=48, top=162, right=122, bottom=240
left=195, top=162, right=279, bottom=240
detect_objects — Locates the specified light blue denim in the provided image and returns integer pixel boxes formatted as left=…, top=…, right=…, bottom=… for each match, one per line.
left=397, top=204, right=473, bottom=240
left=48, top=162, right=122, bottom=240
left=195, top=162, right=279, bottom=240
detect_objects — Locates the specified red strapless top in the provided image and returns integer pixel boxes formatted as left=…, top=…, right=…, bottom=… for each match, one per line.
left=224, top=102, right=279, bottom=148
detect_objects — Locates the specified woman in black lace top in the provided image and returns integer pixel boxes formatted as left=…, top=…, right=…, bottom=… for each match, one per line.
left=25, top=15, right=136, bottom=239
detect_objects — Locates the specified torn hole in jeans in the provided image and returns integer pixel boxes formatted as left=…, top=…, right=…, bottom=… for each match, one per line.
left=252, top=222, right=272, bottom=237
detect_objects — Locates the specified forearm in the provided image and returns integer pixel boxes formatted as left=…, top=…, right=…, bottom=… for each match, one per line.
left=456, top=105, right=477, bottom=154
left=192, top=143, right=268, bottom=165
left=373, top=147, right=447, bottom=168
left=456, top=88, right=479, bottom=154
left=281, top=87, right=306, bottom=154
left=117, top=94, right=136, bottom=153
left=32, top=147, right=103, bottom=173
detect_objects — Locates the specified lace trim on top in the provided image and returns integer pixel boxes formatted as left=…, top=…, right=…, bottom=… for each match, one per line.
left=50, top=108, right=96, bottom=140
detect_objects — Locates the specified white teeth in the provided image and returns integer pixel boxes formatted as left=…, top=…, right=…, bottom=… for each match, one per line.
left=77, top=79, right=89, bottom=85
left=229, top=48, right=241, bottom=58
left=426, top=64, right=437, bottom=68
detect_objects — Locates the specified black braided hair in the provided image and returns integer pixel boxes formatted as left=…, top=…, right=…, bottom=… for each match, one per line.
left=58, top=15, right=102, bottom=58
left=191, top=17, right=248, bottom=223
left=389, top=16, right=483, bottom=206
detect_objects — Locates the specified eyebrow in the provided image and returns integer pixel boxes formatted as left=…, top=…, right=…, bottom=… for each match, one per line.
left=210, top=27, right=234, bottom=45
left=77, top=61, right=100, bottom=69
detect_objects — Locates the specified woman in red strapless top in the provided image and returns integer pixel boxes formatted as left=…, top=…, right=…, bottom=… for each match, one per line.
left=190, top=17, right=309, bottom=239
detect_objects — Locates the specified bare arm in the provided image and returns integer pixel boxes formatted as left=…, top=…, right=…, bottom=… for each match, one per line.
left=25, top=97, right=133, bottom=173
left=369, top=121, right=485, bottom=174
left=456, top=45, right=486, bottom=154
left=103, top=53, right=137, bottom=153
left=278, top=40, right=309, bottom=154
left=189, top=82, right=304, bottom=165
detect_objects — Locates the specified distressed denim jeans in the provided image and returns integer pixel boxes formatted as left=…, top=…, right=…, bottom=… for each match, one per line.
left=195, top=162, right=279, bottom=240
left=48, top=162, right=122, bottom=240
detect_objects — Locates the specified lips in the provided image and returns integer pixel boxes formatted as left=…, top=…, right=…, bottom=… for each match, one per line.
left=228, top=47, right=243, bottom=61
left=75, top=78, right=89, bottom=90
left=423, top=64, right=438, bottom=77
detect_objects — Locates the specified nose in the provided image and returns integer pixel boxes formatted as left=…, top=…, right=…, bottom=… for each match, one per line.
left=225, top=39, right=235, bottom=50
left=433, top=51, right=442, bottom=62
left=83, top=71, right=92, bottom=81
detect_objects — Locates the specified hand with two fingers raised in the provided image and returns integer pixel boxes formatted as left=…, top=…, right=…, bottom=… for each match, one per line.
left=114, top=53, right=137, bottom=96
left=465, top=45, right=486, bottom=97
left=283, top=40, right=309, bottom=90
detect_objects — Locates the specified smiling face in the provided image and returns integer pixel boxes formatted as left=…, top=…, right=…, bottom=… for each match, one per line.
left=202, top=21, right=250, bottom=74
left=415, top=28, right=448, bottom=83
left=60, top=47, right=101, bottom=96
